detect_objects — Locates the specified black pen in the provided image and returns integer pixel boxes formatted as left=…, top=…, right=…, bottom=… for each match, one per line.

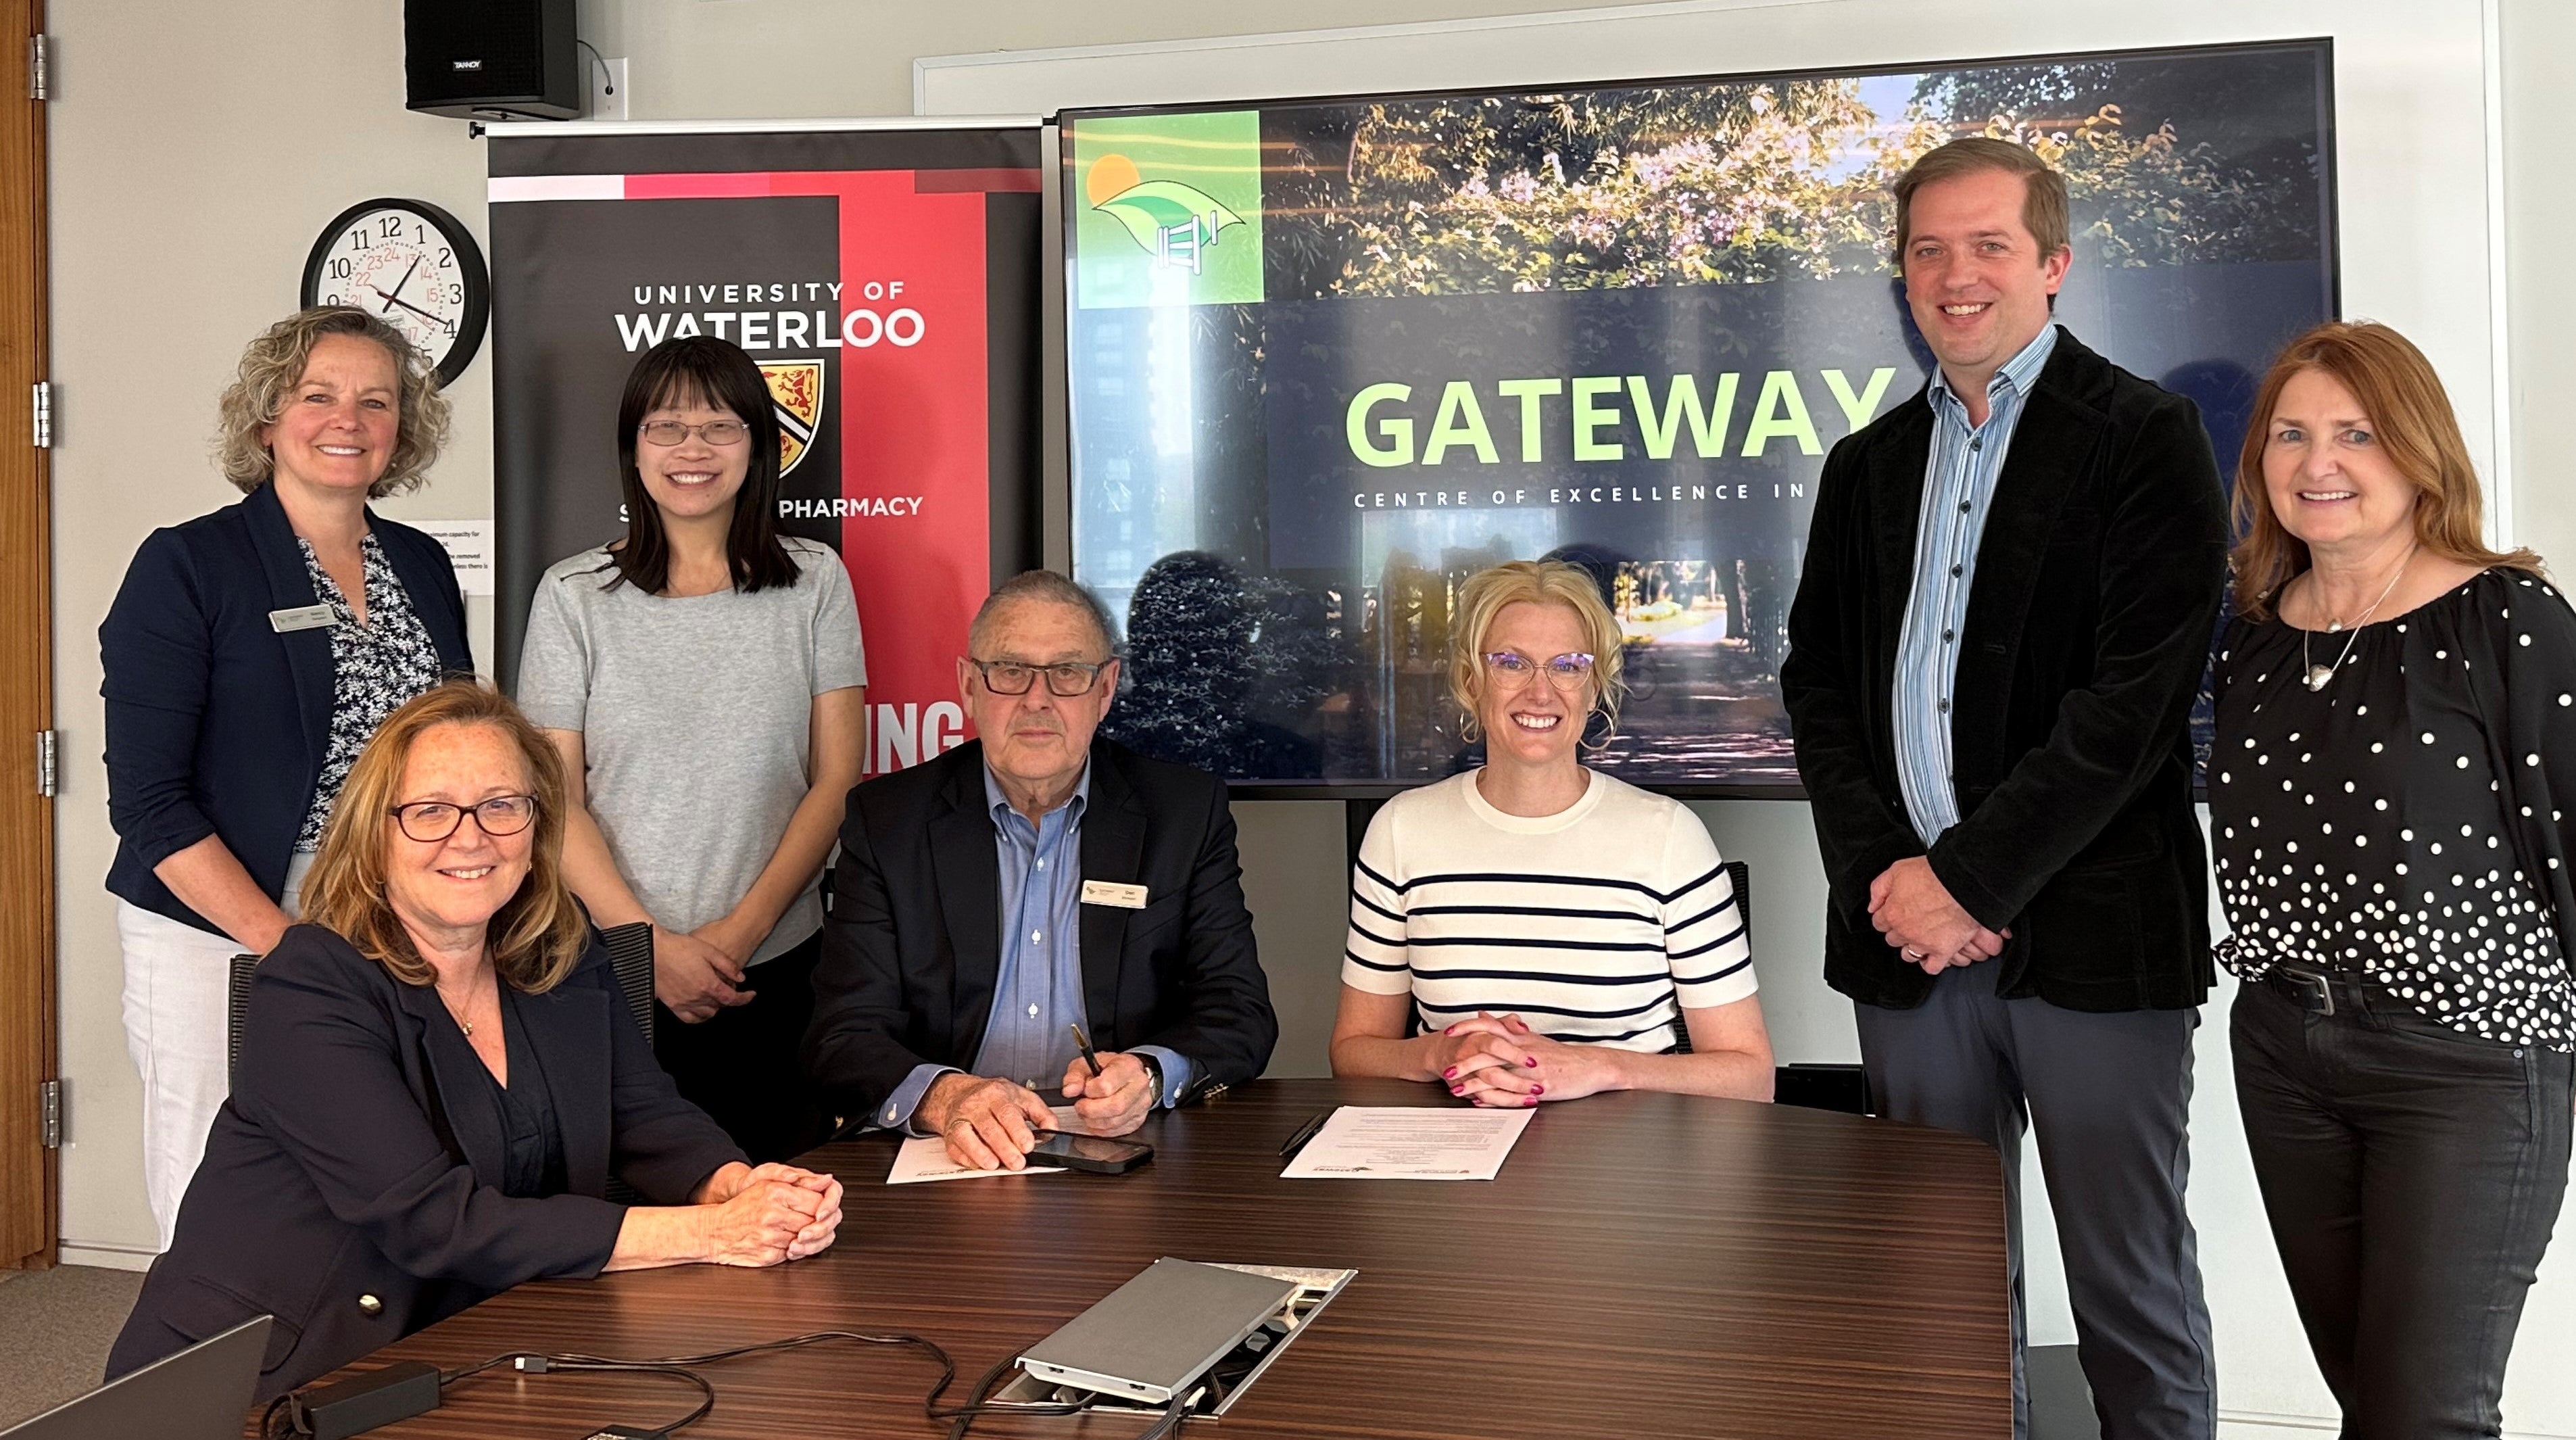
left=1069, top=1022, right=1104, bottom=1078
left=1278, top=1111, right=1329, bottom=1159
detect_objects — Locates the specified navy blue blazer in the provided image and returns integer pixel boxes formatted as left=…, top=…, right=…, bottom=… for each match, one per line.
left=99, top=482, right=472, bottom=934
left=106, top=926, right=744, bottom=1403
left=804, top=738, right=1278, bottom=1123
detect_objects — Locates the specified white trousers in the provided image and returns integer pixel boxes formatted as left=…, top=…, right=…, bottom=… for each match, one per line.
left=116, top=853, right=310, bottom=1251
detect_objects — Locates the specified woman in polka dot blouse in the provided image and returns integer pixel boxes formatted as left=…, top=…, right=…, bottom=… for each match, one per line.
left=2212, top=321, right=2571, bottom=1437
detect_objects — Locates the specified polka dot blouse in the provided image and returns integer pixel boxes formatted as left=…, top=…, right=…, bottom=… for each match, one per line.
left=2211, top=568, right=2575, bottom=1052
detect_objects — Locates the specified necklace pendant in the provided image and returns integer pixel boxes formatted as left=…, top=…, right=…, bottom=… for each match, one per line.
left=2304, top=664, right=2336, bottom=692
left=2325, top=621, right=2343, bottom=633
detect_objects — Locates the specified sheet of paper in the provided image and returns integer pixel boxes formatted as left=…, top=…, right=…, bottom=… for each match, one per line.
left=884, top=1105, right=1095, bottom=1184
left=1280, top=1105, right=1536, bottom=1181
left=411, top=519, right=494, bottom=596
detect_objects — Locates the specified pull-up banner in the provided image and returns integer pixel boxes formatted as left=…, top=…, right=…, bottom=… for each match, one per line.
left=485, top=121, right=1043, bottom=775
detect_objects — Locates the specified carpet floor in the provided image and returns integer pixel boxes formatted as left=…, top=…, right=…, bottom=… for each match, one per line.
left=0, top=1265, right=146, bottom=1429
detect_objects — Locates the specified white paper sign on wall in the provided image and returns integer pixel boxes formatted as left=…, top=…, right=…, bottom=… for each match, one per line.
left=416, top=519, right=495, bottom=597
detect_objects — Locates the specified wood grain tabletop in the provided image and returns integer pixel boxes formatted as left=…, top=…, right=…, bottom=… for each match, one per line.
left=282, top=1077, right=2010, bottom=1439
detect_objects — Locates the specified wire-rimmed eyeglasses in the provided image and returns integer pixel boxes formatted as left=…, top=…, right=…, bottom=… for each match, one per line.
left=1482, top=650, right=1597, bottom=692
left=389, top=795, right=539, bottom=844
left=637, top=418, right=748, bottom=447
left=967, top=658, right=1113, bottom=697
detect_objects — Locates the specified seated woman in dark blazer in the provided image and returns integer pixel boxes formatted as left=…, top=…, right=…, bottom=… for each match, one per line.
left=107, top=681, right=844, bottom=1403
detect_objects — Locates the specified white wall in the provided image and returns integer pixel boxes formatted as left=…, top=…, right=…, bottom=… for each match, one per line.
left=43, top=1, right=2575, bottom=1432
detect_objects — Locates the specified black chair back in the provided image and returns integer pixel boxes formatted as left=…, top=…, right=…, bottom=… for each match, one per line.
left=596, top=921, right=656, bottom=1049
left=226, top=953, right=259, bottom=1090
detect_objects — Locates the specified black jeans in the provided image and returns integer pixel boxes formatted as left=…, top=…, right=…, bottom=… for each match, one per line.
left=2233, top=971, right=2572, bottom=1440
left=653, top=930, right=835, bottom=1164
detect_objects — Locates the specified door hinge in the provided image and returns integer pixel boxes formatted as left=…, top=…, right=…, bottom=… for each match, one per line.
left=35, top=729, right=56, bottom=798
left=30, top=381, right=51, bottom=449
left=27, top=35, right=47, bottom=101
left=38, top=1080, right=62, bottom=1149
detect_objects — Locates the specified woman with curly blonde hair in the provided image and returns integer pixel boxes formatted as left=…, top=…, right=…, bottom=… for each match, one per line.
left=98, top=306, right=471, bottom=1247
left=1329, top=560, right=1774, bottom=1105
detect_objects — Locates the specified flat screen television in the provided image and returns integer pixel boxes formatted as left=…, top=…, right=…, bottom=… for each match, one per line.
left=1061, top=40, right=2337, bottom=796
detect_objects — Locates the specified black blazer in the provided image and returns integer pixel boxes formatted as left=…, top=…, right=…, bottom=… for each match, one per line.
left=804, top=739, right=1278, bottom=1121
left=106, top=926, right=742, bottom=1402
left=99, top=482, right=472, bottom=934
left=1780, top=329, right=2229, bottom=1012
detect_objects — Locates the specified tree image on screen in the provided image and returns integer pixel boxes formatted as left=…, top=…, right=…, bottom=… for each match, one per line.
left=1066, top=43, right=2333, bottom=789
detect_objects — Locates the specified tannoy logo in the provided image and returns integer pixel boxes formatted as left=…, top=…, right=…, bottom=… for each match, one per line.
left=451, top=58, right=483, bottom=70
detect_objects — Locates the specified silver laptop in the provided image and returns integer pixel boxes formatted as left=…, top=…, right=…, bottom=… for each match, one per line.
left=3, top=1316, right=271, bottom=1440
left=1019, top=1258, right=1297, bottom=1405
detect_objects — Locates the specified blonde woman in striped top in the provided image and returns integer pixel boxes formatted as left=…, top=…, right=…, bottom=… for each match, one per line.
left=1330, top=560, right=1775, bottom=1106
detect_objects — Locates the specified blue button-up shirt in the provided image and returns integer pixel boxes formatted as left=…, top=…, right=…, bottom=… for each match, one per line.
left=876, top=762, right=1195, bottom=1130
left=1893, top=324, right=2058, bottom=845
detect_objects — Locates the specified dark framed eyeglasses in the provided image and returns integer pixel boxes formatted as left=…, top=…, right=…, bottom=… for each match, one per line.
left=967, top=657, right=1113, bottom=697
left=389, top=794, right=539, bottom=844
left=1482, top=650, right=1597, bottom=692
left=637, top=418, right=748, bottom=447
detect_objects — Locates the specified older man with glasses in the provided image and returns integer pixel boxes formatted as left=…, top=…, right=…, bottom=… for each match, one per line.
left=802, top=570, right=1279, bottom=1170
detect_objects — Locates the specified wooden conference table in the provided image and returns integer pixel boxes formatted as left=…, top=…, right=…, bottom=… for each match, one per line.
left=293, top=1078, right=2010, bottom=1439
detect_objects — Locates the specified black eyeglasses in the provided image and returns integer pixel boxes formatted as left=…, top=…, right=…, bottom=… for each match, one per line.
left=967, top=658, right=1113, bottom=697
left=637, top=418, right=748, bottom=447
left=389, top=794, right=538, bottom=844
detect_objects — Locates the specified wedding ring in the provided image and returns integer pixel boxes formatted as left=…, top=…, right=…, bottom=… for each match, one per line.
left=1904, top=946, right=1927, bottom=960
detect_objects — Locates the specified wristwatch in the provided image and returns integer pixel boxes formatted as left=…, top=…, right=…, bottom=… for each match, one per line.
left=1138, top=1053, right=1165, bottom=1109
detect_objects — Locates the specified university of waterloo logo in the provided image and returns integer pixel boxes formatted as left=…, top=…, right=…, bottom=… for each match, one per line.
left=761, top=361, right=825, bottom=476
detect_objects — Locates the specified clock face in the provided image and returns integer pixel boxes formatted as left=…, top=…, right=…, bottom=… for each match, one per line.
left=301, top=199, right=490, bottom=389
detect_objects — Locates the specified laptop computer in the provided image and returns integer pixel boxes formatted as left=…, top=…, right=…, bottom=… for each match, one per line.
left=2, top=1316, right=271, bottom=1440
left=1018, top=1258, right=1297, bottom=1405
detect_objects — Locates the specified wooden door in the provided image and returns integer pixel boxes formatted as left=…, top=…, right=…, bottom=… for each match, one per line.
left=0, top=0, right=55, bottom=1270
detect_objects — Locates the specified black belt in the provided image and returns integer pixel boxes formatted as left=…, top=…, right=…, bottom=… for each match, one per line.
left=2265, top=964, right=2375, bottom=1017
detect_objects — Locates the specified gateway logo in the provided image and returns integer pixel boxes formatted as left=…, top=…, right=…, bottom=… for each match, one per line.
left=760, top=360, right=824, bottom=477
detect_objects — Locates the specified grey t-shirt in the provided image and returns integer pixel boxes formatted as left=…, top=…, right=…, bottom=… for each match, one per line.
left=516, top=538, right=865, bottom=965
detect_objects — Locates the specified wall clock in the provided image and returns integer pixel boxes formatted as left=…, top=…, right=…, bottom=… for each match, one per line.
left=301, top=197, right=491, bottom=389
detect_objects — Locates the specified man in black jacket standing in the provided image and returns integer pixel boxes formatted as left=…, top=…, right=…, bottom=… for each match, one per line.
left=1781, top=139, right=2227, bottom=1440
left=804, top=570, right=1277, bottom=1171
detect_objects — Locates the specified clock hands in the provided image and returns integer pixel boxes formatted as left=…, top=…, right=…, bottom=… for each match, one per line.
left=371, top=286, right=456, bottom=337
left=378, top=258, right=422, bottom=315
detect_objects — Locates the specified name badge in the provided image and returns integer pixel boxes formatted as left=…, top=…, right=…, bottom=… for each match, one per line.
left=1081, top=880, right=1148, bottom=909
left=268, top=604, right=336, bottom=633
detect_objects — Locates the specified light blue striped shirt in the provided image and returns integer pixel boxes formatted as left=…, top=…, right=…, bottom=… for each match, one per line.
left=875, top=762, right=1195, bottom=1132
left=1894, top=324, right=2059, bottom=845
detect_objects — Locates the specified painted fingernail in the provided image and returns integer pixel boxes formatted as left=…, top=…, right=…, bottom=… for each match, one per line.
left=1532, top=1085, right=1544, bottom=1095
left=1442, top=1065, right=1457, bottom=1078
left=1449, top=1086, right=1463, bottom=1095
left=1524, top=1057, right=1538, bottom=1067
left=1525, top=1096, right=1539, bottom=1106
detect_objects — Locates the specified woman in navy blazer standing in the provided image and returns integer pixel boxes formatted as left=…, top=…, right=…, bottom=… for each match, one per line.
left=107, top=681, right=842, bottom=1403
left=99, top=307, right=472, bottom=1248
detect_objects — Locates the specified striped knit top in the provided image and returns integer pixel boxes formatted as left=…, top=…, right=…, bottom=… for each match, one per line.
left=1341, top=769, right=1758, bottom=1051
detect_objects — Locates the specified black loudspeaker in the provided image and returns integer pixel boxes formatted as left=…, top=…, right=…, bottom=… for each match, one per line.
left=404, top=0, right=580, bottom=120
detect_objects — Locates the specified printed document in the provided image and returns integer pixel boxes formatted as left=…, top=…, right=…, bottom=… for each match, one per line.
left=1280, top=1106, right=1534, bottom=1180
left=886, top=1105, right=1094, bottom=1184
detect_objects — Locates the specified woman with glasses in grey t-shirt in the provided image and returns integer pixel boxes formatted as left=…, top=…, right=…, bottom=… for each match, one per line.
left=516, top=336, right=867, bottom=1161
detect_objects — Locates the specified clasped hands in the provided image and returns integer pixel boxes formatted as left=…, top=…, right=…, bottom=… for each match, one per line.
left=694, top=1160, right=843, bottom=1266
left=1870, top=855, right=2008, bottom=974
left=654, top=912, right=769, bottom=1024
left=919, top=1052, right=1158, bottom=1172
left=1428, top=1012, right=1621, bottom=1107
